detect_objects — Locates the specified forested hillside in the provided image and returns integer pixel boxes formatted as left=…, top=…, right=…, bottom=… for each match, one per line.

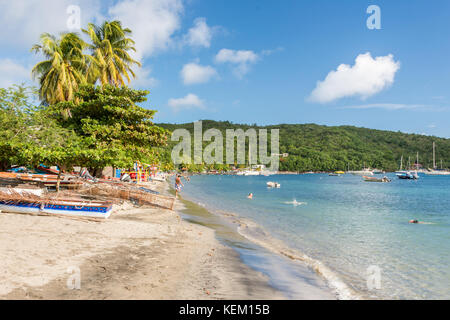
left=158, top=120, right=450, bottom=172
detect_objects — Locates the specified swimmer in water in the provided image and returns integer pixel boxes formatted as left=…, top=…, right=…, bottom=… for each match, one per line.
left=247, top=193, right=253, bottom=199
left=409, top=219, right=435, bottom=225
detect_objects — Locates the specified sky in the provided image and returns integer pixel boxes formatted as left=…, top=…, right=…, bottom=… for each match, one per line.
left=1, top=0, right=450, bottom=137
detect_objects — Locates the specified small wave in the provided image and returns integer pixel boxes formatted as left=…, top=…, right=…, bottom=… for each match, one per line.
left=236, top=219, right=361, bottom=300
left=180, top=187, right=361, bottom=300
left=283, top=200, right=307, bottom=206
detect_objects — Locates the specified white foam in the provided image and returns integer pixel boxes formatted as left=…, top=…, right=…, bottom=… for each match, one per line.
left=235, top=219, right=362, bottom=300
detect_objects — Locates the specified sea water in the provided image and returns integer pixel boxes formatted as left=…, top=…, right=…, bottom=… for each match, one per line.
left=181, top=173, right=450, bottom=299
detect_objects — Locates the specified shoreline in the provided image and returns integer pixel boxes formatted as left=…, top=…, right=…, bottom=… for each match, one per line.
left=174, top=181, right=338, bottom=300
left=177, top=177, right=361, bottom=300
left=0, top=180, right=284, bottom=300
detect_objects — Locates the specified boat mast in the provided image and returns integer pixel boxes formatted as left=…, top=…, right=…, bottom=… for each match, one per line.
left=416, top=152, right=419, bottom=173
left=248, top=142, right=252, bottom=169
left=433, top=142, right=436, bottom=169
left=400, top=155, right=403, bottom=171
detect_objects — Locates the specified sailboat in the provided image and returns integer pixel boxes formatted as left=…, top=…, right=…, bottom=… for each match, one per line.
left=425, top=142, right=450, bottom=175
left=236, top=144, right=260, bottom=176
left=396, top=155, right=408, bottom=174
left=396, top=153, right=419, bottom=180
left=348, top=162, right=374, bottom=176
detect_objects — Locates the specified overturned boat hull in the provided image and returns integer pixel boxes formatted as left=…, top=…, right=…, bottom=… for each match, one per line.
left=0, top=199, right=113, bottom=219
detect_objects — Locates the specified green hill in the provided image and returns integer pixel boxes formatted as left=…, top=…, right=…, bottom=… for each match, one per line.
left=157, top=120, right=450, bottom=172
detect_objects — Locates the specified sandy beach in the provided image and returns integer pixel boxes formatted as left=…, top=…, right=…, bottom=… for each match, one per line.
left=0, top=181, right=285, bottom=300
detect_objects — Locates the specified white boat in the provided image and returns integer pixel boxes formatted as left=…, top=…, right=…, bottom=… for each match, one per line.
left=243, top=170, right=260, bottom=176
left=236, top=170, right=260, bottom=176
left=425, top=170, right=450, bottom=175
left=260, top=170, right=276, bottom=176
left=267, top=181, right=281, bottom=188
left=0, top=196, right=113, bottom=219
left=425, top=142, right=450, bottom=175
left=348, top=170, right=374, bottom=176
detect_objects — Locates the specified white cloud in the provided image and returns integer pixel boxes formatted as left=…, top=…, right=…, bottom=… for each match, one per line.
left=0, top=59, right=31, bottom=88
left=181, top=63, right=217, bottom=85
left=132, top=66, right=159, bottom=88
left=215, top=49, right=259, bottom=64
left=0, top=0, right=102, bottom=49
left=109, top=0, right=183, bottom=60
left=310, top=52, right=400, bottom=103
left=261, top=46, right=284, bottom=56
left=339, top=103, right=425, bottom=110
left=0, top=0, right=183, bottom=60
left=215, top=49, right=259, bottom=78
left=338, top=103, right=447, bottom=112
left=168, top=93, right=205, bottom=111
left=184, top=17, right=212, bottom=48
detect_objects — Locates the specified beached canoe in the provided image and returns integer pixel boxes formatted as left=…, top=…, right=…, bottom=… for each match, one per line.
left=0, top=198, right=113, bottom=219
left=0, top=187, right=45, bottom=196
left=17, top=176, right=83, bottom=189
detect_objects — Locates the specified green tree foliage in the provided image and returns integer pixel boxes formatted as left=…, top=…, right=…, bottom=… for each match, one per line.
left=158, top=121, right=450, bottom=172
left=83, top=20, right=141, bottom=86
left=0, top=85, right=35, bottom=170
left=0, top=85, right=82, bottom=171
left=31, top=20, right=140, bottom=107
left=50, top=85, right=168, bottom=175
left=31, top=33, right=88, bottom=104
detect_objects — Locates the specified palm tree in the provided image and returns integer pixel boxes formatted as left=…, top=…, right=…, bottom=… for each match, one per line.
left=31, top=33, right=88, bottom=105
left=82, top=21, right=141, bottom=86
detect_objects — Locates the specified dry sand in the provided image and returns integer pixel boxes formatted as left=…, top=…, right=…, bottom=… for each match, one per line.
left=0, top=182, right=284, bottom=300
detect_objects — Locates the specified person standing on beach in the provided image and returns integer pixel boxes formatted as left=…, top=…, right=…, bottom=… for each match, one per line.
left=175, top=174, right=184, bottom=198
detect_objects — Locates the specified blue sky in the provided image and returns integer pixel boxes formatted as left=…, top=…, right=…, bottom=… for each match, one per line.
left=1, top=0, right=450, bottom=137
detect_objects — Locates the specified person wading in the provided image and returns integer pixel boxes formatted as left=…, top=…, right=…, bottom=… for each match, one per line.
left=175, top=174, right=184, bottom=198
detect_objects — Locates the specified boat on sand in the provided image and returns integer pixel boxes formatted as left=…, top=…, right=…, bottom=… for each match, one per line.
left=0, top=190, right=113, bottom=219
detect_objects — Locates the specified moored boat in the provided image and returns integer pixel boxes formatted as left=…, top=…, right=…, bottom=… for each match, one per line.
left=363, top=176, right=391, bottom=183
left=396, top=172, right=419, bottom=180
left=267, top=181, right=281, bottom=188
left=425, top=170, right=450, bottom=176
left=348, top=170, right=374, bottom=176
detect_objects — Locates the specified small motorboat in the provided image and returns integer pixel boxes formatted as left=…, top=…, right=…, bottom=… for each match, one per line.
left=267, top=181, right=281, bottom=188
left=396, top=172, right=419, bottom=180
left=363, top=176, right=391, bottom=183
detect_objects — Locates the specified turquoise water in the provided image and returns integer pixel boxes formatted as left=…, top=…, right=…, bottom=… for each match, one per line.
left=181, top=173, right=450, bottom=299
